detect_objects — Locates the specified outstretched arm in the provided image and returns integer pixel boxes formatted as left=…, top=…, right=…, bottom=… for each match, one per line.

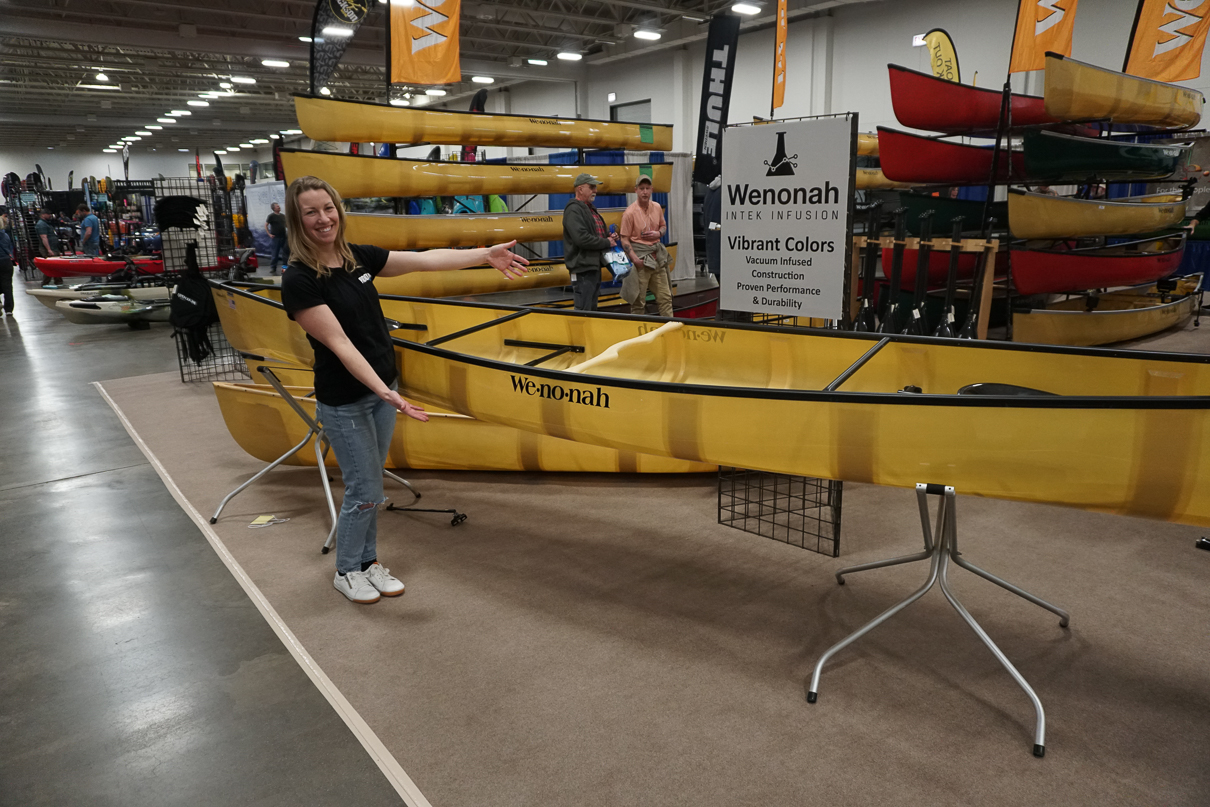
left=379, top=240, right=529, bottom=278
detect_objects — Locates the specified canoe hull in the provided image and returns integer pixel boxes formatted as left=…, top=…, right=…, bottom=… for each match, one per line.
left=1013, top=276, right=1200, bottom=347
left=293, top=95, right=673, bottom=151
left=35, top=256, right=163, bottom=278
left=383, top=299, right=1210, bottom=527
left=888, top=64, right=1057, bottom=133
left=1008, top=190, right=1186, bottom=239
left=345, top=209, right=625, bottom=250
left=1044, top=53, right=1204, bottom=129
left=54, top=299, right=169, bottom=324
left=877, top=128, right=1025, bottom=184
left=214, top=382, right=713, bottom=473
left=1022, top=130, right=1189, bottom=183
left=1012, top=238, right=1186, bottom=295
left=279, top=149, right=671, bottom=199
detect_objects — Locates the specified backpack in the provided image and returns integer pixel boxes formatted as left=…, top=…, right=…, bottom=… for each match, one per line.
left=170, top=242, right=220, bottom=363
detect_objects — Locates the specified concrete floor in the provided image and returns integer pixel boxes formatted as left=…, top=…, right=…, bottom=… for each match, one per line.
left=0, top=279, right=404, bottom=806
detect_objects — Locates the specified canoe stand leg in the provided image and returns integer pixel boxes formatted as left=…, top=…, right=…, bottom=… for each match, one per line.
left=807, top=483, right=1069, bottom=758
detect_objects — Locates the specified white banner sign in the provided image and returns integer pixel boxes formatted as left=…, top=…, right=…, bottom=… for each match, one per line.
left=719, top=116, right=853, bottom=319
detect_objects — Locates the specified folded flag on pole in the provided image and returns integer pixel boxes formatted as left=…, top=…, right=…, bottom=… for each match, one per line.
left=1009, top=0, right=1079, bottom=73
left=389, top=0, right=461, bottom=86
left=772, top=0, right=788, bottom=112
left=1124, top=0, right=1210, bottom=82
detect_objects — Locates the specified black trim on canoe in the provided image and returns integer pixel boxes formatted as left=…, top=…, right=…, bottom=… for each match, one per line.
left=277, top=147, right=672, bottom=168
left=292, top=93, right=674, bottom=130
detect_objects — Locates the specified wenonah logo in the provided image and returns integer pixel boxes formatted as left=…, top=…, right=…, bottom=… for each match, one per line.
left=510, top=376, right=611, bottom=408
left=410, top=0, right=450, bottom=54
left=1154, top=1, right=1205, bottom=57
left=764, top=131, right=797, bottom=177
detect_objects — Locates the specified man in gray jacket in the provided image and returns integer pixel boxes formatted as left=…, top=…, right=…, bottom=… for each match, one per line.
left=562, top=173, right=619, bottom=311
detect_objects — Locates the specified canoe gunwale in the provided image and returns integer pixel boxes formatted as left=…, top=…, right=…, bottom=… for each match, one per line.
left=278, top=146, right=673, bottom=168
left=292, top=93, right=675, bottom=131
left=1014, top=291, right=1196, bottom=318
left=1006, top=188, right=1188, bottom=209
left=1013, top=233, right=1186, bottom=256
left=1030, top=128, right=1195, bottom=153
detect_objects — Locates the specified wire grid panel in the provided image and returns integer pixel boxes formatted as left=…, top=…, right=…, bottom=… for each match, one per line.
left=174, top=321, right=251, bottom=383
left=718, top=467, right=842, bottom=556
left=153, top=176, right=242, bottom=275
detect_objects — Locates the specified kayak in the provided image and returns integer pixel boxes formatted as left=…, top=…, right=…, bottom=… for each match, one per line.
left=293, top=94, right=674, bottom=151
left=35, top=255, right=163, bottom=279
left=1044, top=53, right=1204, bottom=130
left=25, top=284, right=170, bottom=310
left=54, top=297, right=171, bottom=325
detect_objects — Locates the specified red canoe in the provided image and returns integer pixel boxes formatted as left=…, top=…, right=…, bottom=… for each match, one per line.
left=888, top=64, right=1063, bottom=134
left=877, top=127, right=1027, bottom=184
left=1011, top=237, right=1186, bottom=295
left=35, top=256, right=164, bottom=279
left=881, top=247, right=984, bottom=287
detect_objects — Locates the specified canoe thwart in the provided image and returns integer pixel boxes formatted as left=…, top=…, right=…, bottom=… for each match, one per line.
left=504, top=338, right=587, bottom=367
left=426, top=310, right=531, bottom=347
left=825, top=337, right=891, bottom=391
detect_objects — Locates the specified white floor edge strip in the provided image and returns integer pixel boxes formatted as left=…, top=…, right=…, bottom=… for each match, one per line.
left=93, top=380, right=432, bottom=807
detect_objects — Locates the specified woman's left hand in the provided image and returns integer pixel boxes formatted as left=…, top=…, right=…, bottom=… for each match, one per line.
left=486, top=241, right=530, bottom=279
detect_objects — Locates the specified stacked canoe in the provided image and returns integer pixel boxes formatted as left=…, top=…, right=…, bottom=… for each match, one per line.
left=879, top=54, right=1203, bottom=346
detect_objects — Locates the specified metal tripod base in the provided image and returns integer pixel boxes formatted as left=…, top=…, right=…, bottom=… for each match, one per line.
left=807, top=483, right=1069, bottom=758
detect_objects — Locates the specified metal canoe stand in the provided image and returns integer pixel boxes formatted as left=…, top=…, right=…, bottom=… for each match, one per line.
left=209, top=363, right=466, bottom=555
left=807, top=483, right=1070, bottom=758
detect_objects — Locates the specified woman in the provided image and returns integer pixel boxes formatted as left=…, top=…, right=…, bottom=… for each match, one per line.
left=280, top=176, right=528, bottom=604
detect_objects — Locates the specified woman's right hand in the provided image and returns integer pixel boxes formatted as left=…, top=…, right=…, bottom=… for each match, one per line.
left=382, top=389, right=430, bottom=422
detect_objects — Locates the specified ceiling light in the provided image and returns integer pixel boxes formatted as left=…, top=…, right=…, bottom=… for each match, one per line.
left=390, top=98, right=410, bottom=106
left=123, top=136, right=141, bottom=141
left=103, top=149, right=117, bottom=153
left=299, top=36, right=313, bottom=43
left=322, top=26, right=353, bottom=37
left=146, top=125, right=162, bottom=130
left=731, top=3, right=762, bottom=14
left=188, top=100, right=209, bottom=106
left=179, top=148, right=189, bottom=152
left=251, top=138, right=269, bottom=144
left=472, top=76, right=494, bottom=84
left=320, top=86, right=331, bottom=96
left=227, top=145, right=242, bottom=151
left=219, top=82, right=232, bottom=88
left=240, top=143, right=253, bottom=148
left=95, top=72, right=109, bottom=81
left=136, top=130, right=152, bottom=136
left=557, top=52, right=582, bottom=61
left=169, top=110, right=190, bottom=116
left=200, top=92, right=220, bottom=98
left=231, top=76, right=256, bottom=84
left=682, top=12, right=709, bottom=21
left=269, top=134, right=280, bottom=139
left=527, top=58, right=548, bottom=66
left=425, top=89, right=446, bottom=96
left=76, top=83, right=121, bottom=90
left=262, top=59, right=290, bottom=68
left=215, top=150, right=227, bottom=154
left=634, top=29, right=661, bottom=40
left=157, top=118, right=175, bottom=123
left=282, top=129, right=302, bottom=134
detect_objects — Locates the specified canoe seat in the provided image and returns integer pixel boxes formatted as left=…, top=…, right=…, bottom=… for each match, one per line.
left=958, top=383, right=1058, bottom=397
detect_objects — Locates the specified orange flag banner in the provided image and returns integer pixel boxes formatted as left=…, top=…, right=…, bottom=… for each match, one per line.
left=1124, top=0, right=1210, bottom=82
left=1009, top=0, right=1079, bottom=73
left=772, top=0, right=788, bottom=111
left=389, top=0, right=462, bottom=86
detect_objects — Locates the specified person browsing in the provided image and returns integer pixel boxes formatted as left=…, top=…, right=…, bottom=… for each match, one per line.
left=561, top=173, right=619, bottom=311
left=35, top=209, right=60, bottom=257
left=75, top=204, right=101, bottom=256
left=279, top=175, right=529, bottom=605
left=619, top=175, right=672, bottom=317
left=265, top=202, right=288, bottom=274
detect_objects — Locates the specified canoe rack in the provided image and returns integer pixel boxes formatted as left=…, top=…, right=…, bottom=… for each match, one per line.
left=808, top=483, right=1069, bottom=757
left=849, top=235, right=1000, bottom=339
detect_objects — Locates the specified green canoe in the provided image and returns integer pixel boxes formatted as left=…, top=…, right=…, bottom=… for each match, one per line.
left=1022, top=130, right=1190, bottom=183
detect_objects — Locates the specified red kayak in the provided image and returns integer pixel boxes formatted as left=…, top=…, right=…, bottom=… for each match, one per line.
left=877, top=127, right=1028, bottom=184
left=36, top=255, right=163, bottom=279
left=888, top=64, right=1062, bottom=135
left=1012, top=236, right=1186, bottom=295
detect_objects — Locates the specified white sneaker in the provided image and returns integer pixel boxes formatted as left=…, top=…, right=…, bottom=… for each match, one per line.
left=364, top=562, right=405, bottom=597
left=333, top=570, right=380, bottom=604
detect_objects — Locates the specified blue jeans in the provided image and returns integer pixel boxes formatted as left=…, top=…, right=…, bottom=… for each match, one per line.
left=316, top=389, right=396, bottom=574
left=268, top=234, right=288, bottom=270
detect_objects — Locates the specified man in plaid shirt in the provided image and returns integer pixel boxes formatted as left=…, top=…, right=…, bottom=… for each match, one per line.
left=561, top=173, right=619, bottom=311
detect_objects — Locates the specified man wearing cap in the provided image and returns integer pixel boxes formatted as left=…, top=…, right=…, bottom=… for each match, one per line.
left=620, top=175, right=672, bottom=317
left=36, top=209, right=60, bottom=257
left=562, top=172, right=619, bottom=311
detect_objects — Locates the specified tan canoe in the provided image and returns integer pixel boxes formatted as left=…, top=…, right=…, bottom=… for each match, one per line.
left=345, top=208, right=625, bottom=250
left=294, top=95, right=673, bottom=151
left=1044, top=53, right=1204, bottom=129
left=280, top=149, right=671, bottom=198
left=1008, top=189, right=1186, bottom=239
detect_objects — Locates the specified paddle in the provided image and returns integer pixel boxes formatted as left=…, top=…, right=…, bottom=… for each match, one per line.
left=902, top=210, right=934, bottom=335
left=854, top=201, right=884, bottom=332
left=958, top=217, right=997, bottom=339
left=878, top=207, right=908, bottom=334
left=933, top=216, right=965, bottom=338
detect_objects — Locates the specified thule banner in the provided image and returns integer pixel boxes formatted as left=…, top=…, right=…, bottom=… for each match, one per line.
left=692, top=13, right=741, bottom=185
left=719, top=116, right=855, bottom=321
left=309, top=0, right=371, bottom=95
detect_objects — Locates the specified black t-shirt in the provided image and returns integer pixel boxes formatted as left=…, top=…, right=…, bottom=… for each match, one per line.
left=266, top=212, right=286, bottom=236
left=280, top=243, right=394, bottom=406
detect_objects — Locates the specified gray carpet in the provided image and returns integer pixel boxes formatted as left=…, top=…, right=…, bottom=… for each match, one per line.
left=99, top=351, right=1210, bottom=806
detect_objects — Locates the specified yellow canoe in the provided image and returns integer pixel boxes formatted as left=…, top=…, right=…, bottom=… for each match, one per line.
left=280, top=149, right=671, bottom=198
left=1044, top=53, right=1204, bottom=129
left=379, top=297, right=1210, bottom=527
left=293, top=95, right=673, bottom=151
left=856, top=167, right=918, bottom=190
left=858, top=133, right=878, bottom=156
left=1012, top=274, right=1201, bottom=347
left=345, top=208, right=625, bottom=250
left=214, top=381, right=712, bottom=473
left=1008, top=189, right=1186, bottom=239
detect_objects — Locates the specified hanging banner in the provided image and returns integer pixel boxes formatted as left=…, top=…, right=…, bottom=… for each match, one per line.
left=388, top=0, right=461, bottom=86
left=772, top=0, right=788, bottom=111
left=310, top=0, right=371, bottom=95
left=693, top=13, right=742, bottom=185
left=924, top=28, right=960, bottom=82
left=719, top=116, right=855, bottom=321
left=1124, top=0, right=1210, bottom=82
left=1009, top=0, right=1079, bottom=73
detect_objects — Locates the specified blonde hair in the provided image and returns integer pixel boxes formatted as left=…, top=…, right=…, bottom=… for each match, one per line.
left=284, top=175, right=355, bottom=277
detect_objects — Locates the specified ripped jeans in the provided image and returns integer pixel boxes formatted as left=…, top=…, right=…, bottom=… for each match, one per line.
left=317, top=388, right=397, bottom=575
